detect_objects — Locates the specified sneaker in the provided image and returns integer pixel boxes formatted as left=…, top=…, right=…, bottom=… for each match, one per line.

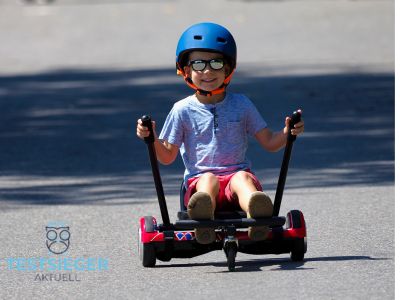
left=187, top=192, right=215, bottom=244
left=247, top=191, right=273, bottom=241
left=193, top=227, right=216, bottom=245
left=187, top=192, right=214, bottom=220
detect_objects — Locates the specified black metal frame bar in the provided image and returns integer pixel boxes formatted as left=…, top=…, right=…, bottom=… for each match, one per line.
left=273, top=110, right=302, bottom=216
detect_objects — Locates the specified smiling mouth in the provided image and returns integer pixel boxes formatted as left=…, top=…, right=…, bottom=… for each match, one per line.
left=202, top=78, right=216, bottom=83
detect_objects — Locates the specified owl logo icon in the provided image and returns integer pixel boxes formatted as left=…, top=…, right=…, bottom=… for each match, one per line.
left=46, top=226, right=70, bottom=255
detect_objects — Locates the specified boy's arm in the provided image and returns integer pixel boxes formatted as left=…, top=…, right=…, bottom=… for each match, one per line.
left=255, top=127, right=287, bottom=152
left=137, top=119, right=179, bottom=165
left=154, top=138, right=179, bottom=165
left=255, top=116, right=304, bottom=152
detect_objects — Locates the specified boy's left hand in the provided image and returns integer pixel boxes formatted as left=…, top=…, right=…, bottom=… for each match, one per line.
left=284, top=114, right=304, bottom=136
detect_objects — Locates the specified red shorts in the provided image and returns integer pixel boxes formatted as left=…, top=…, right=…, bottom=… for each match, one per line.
left=184, top=170, right=263, bottom=211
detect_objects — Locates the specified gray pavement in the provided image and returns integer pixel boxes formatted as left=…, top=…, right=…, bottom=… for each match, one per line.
left=0, top=1, right=395, bottom=299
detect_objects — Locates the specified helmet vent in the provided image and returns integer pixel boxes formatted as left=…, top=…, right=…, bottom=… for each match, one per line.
left=217, top=37, right=227, bottom=44
left=193, top=35, right=203, bottom=40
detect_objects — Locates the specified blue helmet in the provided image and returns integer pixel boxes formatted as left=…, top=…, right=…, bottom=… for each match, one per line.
left=176, top=22, right=237, bottom=70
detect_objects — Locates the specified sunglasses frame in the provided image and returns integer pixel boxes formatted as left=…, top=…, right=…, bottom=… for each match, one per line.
left=188, top=59, right=225, bottom=72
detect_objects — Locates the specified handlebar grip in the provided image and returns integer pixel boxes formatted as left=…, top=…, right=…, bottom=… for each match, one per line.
left=141, top=115, right=155, bottom=144
left=288, top=109, right=302, bottom=142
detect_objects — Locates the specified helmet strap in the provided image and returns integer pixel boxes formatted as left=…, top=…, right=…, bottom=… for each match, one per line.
left=177, top=65, right=235, bottom=97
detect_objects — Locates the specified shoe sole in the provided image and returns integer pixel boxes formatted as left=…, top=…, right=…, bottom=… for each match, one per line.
left=187, top=192, right=215, bottom=244
left=247, top=191, right=273, bottom=241
left=248, top=226, right=271, bottom=241
left=195, top=228, right=216, bottom=244
left=187, top=192, right=214, bottom=220
left=247, top=191, right=273, bottom=218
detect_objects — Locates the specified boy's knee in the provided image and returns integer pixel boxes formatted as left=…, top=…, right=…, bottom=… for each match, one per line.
left=233, top=171, right=253, bottom=182
left=199, top=172, right=218, bottom=183
left=230, top=171, right=258, bottom=193
left=197, top=172, right=219, bottom=190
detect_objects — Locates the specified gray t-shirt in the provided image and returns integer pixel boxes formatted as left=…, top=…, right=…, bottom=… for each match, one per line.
left=159, top=93, right=267, bottom=184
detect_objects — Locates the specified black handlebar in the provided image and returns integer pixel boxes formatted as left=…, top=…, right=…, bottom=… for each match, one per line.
left=141, top=115, right=155, bottom=144
left=272, top=109, right=302, bottom=216
left=288, top=109, right=302, bottom=142
left=140, top=115, right=171, bottom=227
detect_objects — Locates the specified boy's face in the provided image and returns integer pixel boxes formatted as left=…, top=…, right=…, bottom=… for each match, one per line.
left=184, top=51, right=230, bottom=92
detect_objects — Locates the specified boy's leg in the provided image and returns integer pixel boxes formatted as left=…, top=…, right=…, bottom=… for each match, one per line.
left=229, top=171, right=271, bottom=211
left=229, top=171, right=259, bottom=211
left=194, top=172, right=219, bottom=211
left=187, top=172, right=219, bottom=244
left=229, top=171, right=273, bottom=241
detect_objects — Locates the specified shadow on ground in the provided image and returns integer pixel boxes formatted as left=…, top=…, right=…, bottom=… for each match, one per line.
left=154, top=255, right=388, bottom=273
left=0, top=65, right=394, bottom=206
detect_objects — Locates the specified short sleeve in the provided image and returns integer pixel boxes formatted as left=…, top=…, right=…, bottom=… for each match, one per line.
left=243, top=97, right=268, bottom=136
left=158, top=105, right=184, bottom=147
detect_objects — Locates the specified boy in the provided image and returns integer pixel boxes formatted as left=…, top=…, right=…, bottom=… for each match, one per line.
left=137, top=22, right=304, bottom=244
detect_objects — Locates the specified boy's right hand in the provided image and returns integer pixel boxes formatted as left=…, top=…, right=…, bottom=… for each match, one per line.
left=136, top=118, right=156, bottom=140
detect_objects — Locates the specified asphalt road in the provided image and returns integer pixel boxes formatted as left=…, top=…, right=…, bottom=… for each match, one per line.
left=0, top=1, right=395, bottom=299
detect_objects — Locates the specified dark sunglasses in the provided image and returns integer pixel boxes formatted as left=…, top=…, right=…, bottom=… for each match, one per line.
left=189, top=59, right=225, bottom=71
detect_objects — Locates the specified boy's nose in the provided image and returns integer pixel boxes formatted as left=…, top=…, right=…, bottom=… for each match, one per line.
left=202, top=65, right=213, bottom=73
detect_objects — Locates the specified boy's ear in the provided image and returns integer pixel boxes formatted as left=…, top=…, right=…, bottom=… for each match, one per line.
left=183, top=65, right=191, bottom=77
